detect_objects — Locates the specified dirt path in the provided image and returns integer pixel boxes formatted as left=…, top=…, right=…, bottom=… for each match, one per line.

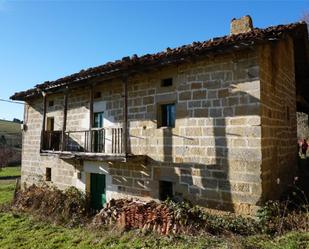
left=0, top=179, right=18, bottom=185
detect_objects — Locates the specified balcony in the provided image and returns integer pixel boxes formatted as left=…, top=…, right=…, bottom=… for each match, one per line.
left=41, top=127, right=125, bottom=161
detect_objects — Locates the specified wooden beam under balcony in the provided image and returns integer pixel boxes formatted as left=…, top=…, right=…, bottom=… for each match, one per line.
left=40, top=150, right=147, bottom=163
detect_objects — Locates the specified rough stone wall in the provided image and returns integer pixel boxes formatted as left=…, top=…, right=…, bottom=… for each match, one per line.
left=21, top=50, right=263, bottom=214
left=259, top=37, right=298, bottom=201
left=297, top=112, right=309, bottom=139
left=21, top=96, right=81, bottom=190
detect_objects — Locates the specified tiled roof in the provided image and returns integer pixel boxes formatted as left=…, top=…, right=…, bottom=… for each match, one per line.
left=11, top=22, right=308, bottom=101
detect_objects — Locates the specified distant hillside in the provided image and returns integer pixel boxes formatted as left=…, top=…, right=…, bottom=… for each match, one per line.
left=0, top=120, right=21, bottom=134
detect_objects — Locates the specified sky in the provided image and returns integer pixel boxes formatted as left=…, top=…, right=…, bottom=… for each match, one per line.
left=0, top=0, right=309, bottom=121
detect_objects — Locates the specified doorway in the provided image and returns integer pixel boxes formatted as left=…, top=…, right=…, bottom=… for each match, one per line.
left=46, top=117, right=54, bottom=131
left=90, top=173, right=106, bottom=210
left=159, top=180, right=173, bottom=201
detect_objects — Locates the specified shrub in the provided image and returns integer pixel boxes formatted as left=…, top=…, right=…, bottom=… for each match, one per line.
left=13, top=184, right=89, bottom=226
left=166, top=200, right=260, bottom=235
left=257, top=200, right=309, bottom=235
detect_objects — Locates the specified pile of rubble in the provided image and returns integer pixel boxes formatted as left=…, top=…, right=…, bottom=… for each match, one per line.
left=92, top=199, right=195, bottom=235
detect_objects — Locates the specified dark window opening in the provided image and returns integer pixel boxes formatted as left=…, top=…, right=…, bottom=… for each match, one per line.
left=286, top=106, right=290, bottom=121
left=46, top=168, right=51, bottom=181
left=159, top=181, right=173, bottom=201
left=94, top=92, right=101, bottom=99
left=158, top=103, right=175, bottom=128
left=48, top=100, right=54, bottom=107
left=161, top=78, right=173, bottom=87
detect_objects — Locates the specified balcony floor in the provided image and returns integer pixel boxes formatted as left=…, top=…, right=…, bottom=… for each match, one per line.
left=41, top=150, right=126, bottom=162
left=40, top=150, right=147, bottom=163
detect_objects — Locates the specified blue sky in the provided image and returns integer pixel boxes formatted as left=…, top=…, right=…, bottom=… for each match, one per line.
left=0, top=0, right=308, bottom=120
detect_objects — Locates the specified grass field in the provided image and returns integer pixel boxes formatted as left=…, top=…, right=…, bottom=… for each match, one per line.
left=0, top=167, right=308, bottom=249
left=0, top=184, right=15, bottom=205
left=0, top=166, right=19, bottom=204
left=0, top=166, right=21, bottom=178
left=0, top=211, right=308, bottom=249
left=0, top=119, right=21, bottom=133
left=0, top=213, right=226, bottom=249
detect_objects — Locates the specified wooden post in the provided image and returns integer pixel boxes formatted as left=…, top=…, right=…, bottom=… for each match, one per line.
left=61, top=89, right=68, bottom=151
left=40, top=92, right=47, bottom=151
left=123, top=76, right=128, bottom=157
left=89, top=85, right=94, bottom=152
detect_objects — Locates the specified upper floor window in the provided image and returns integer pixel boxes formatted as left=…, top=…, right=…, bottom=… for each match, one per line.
left=158, top=103, right=175, bottom=128
left=94, top=92, right=101, bottom=99
left=161, top=78, right=173, bottom=87
left=48, top=100, right=54, bottom=107
left=93, top=112, right=104, bottom=128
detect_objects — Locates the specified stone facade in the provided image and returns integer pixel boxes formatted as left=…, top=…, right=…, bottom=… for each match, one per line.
left=21, top=36, right=298, bottom=215
left=297, top=112, right=309, bottom=139
left=259, top=37, right=298, bottom=201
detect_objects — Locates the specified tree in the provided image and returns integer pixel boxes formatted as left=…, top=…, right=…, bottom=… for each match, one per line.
left=301, top=11, right=309, bottom=31
left=0, top=145, right=13, bottom=169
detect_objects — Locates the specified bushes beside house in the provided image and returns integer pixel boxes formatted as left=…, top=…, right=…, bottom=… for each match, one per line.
left=11, top=185, right=309, bottom=236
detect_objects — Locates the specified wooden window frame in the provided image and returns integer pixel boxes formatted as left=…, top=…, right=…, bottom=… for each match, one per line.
left=157, top=103, right=176, bottom=128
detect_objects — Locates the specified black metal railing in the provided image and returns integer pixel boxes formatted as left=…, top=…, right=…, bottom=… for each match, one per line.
left=41, top=127, right=123, bottom=154
left=42, top=130, right=62, bottom=151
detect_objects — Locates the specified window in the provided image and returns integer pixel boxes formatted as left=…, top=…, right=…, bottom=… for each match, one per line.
left=48, top=100, right=54, bottom=107
left=93, top=112, right=104, bottom=153
left=161, top=78, right=173, bottom=87
left=46, top=168, right=51, bottom=181
left=159, top=181, right=173, bottom=201
left=93, top=112, right=104, bottom=128
left=94, top=92, right=101, bottom=99
left=158, top=103, right=175, bottom=128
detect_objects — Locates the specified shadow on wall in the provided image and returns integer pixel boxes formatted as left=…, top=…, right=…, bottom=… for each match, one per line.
left=146, top=80, right=261, bottom=212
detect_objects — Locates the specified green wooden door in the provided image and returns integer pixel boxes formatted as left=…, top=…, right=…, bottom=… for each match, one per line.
left=90, top=173, right=106, bottom=210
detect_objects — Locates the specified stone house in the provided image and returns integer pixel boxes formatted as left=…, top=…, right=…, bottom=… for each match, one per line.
left=0, top=119, right=22, bottom=166
left=11, top=16, right=309, bottom=214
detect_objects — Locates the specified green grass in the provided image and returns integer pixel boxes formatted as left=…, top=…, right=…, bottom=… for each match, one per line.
left=0, top=212, right=308, bottom=249
left=0, top=166, right=21, bottom=178
left=0, top=213, right=225, bottom=249
left=242, top=232, right=309, bottom=249
left=0, top=184, right=15, bottom=204
left=0, top=166, right=19, bottom=204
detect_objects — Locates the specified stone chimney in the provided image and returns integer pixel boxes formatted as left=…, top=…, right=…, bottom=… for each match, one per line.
left=230, top=15, right=253, bottom=35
